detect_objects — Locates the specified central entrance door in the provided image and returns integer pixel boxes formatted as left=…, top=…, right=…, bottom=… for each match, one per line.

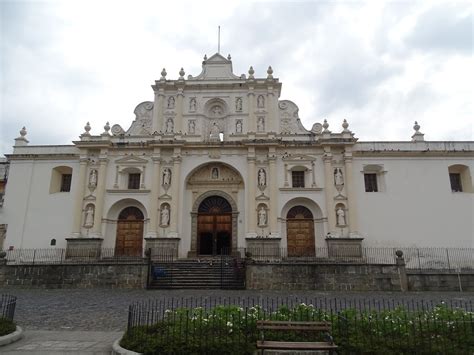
left=286, top=206, right=315, bottom=257
left=197, top=196, right=232, bottom=255
left=115, top=207, right=144, bottom=257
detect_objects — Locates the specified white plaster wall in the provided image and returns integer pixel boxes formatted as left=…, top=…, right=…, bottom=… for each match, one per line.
left=1, top=159, right=79, bottom=249
left=353, top=157, right=474, bottom=247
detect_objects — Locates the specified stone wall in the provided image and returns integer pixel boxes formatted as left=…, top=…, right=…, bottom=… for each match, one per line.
left=0, top=263, right=148, bottom=288
left=407, top=271, right=474, bottom=292
left=246, top=263, right=403, bottom=291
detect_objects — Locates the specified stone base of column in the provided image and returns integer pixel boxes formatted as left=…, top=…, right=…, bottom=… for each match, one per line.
left=65, top=238, right=103, bottom=259
left=325, top=237, right=364, bottom=258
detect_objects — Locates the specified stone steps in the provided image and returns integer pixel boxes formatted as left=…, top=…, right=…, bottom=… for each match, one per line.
left=148, top=259, right=245, bottom=289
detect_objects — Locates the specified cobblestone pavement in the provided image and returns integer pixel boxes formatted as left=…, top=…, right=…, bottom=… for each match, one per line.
left=1, top=288, right=473, bottom=331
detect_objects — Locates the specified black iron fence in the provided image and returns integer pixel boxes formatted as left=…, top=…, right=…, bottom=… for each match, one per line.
left=2, top=248, right=147, bottom=265
left=240, top=246, right=474, bottom=271
left=0, top=294, right=17, bottom=321
left=2, top=246, right=473, bottom=270
left=123, top=297, right=474, bottom=354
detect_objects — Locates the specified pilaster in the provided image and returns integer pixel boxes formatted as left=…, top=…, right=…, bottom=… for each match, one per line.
left=268, top=148, right=278, bottom=235
left=71, top=158, right=88, bottom=237
left=146, top=151, right=161, bottom=238
left=247, top=86, right=256, bottom=133
left=91, top=156, right=108, bottom=237
left=175, top=88, right=184, bottom=133
left=323, top=149, right=336, bottom=234
left=344, top=149, right=359, bottom=236
left=246, top=148, right=257, bottom=236
left=152, top=89, right=165, bottom=133
left=169, top=148, right=181, bottom=237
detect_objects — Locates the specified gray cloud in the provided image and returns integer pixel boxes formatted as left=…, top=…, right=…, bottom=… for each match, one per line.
left=406, top=4, right=472, bottom=54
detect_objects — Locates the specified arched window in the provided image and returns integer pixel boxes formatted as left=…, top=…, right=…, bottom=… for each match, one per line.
left=361, top=164, right=386, bottom=192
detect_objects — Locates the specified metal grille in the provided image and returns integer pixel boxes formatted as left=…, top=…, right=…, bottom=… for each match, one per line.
left=364, top=173, right=378, bottom=192
left=291, top=171, right=305, bottom=188
left=128, top=173, right=141, bottom=189
left=60, top=174, right=72, bottom=192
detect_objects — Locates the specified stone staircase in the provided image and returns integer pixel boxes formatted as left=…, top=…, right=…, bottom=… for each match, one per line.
left=148, top=257, right=245, bottom=289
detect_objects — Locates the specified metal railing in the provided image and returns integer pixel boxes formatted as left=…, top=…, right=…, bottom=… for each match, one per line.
left=2, top=246, right=473, bottom=270
left=239, top=246, right=474, bottom=271
left=0, top=294, right=17, bottom=321
left=124, top=297, right=474, bottom=354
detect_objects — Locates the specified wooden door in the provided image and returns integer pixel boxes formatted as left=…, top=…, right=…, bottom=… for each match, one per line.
left=115, top=207, right=144, bottom=256
left=286, top=206, right=315, bottom=257
left=197, top=196, right=232, bottom=255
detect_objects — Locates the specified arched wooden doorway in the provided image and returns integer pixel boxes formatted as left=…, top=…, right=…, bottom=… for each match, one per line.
left=286, top=206, right=315, bottom=257
left=197, top=196, right=232, bottom=255
left=115, top=207, right=144, bottom=256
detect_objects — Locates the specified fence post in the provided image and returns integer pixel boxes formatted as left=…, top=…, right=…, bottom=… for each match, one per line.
left=446, top=249, right=451, bottom=271
left=32, top=249, right=36, bottom=266
left=395, top=250, right=408, bottom=292
left=417, top=248, right=421, bottom=271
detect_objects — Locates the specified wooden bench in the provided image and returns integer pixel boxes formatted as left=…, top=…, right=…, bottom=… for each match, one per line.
left=256, top=320, right=338, bottom=354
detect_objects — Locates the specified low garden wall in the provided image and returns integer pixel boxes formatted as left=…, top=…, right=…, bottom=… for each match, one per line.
left=407, top=271, right=474, bottom=291
left=246, top=263, right=403, bottom=291
left=0, top=263, right=148, bottom=288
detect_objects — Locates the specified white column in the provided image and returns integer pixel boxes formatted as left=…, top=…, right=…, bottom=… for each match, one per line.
left=247, top=88, right=256, bottom=133
left=71, top=158, right=88, bottom=237
left=246, top=148, right=257, bottom=236
left=152, top=89, right=165, bottom=133
left=268, top=149, right=278, bottom=235
left=147, top=153, right=161, bottom=238
left=175, top=89, right=184, bottom=133
left=344, top=149, right=359, bottom=236
left=91, top=157, right=108, bottom=237
left=168, top=148, right=181, bottom=238
left=323, top=150, right=336, bottom=234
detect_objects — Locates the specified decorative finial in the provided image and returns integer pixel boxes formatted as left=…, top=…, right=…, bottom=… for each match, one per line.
left=411, top=121, right=424, bottom=142
left=413, top=121, right=420, bottom=132
left=204, top=54, right=207, bottom=61
left=342, top=119, right=349, bottom=132
left=248, top=66, right=255, bottom=79
left=322, top=119, right=329, bottom=132
left=84, top=122, right=91, bottom=135
left=104, top=121, right=110, bottom=133
left=179, top=68, right=185, bottom=79
left=227, top=54, right=231, bottom=60
left=15, top=126, right=29, bottom=146
left=20, top=126, right=27, bottom=137
left=160, top=68, right=167, bottom=80
left=267, top=66, right=273, bottom=79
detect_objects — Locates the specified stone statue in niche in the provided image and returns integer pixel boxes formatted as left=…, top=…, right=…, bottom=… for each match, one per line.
left=211, top=167, right=219, bottom=179
left=334, top=168, right=344, bottom=186
left=88, top=169, right=97, bottom=188
left=258, top=207, right=267, bottom=227
left=84, top=206, right=94, bottom=228
left=257, top=95, right=265, bottom=108
left=189, top=98, right=196, bottom=111
left=160, top=205, right=170, bottom=227
left=235, top=120, right=242, bottom=133
left=258, top=168, right=266, bottom=187
left=167, top=96, right=175, bottom=109
left=211, top=105, right=222, bottom=116
left=257, top=117, right=265, bottom=132
left=337, top=207, right=346, bottom=226
left=235, top=97, right=242, bottom=111
left=162, top=168, right=171, bottom=186
left=166, top=118, right=174, bottom=133
left=188, top=120, right=195, bottom=134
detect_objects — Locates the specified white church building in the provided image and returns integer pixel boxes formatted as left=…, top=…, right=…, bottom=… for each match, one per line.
left=0, top=53, right=473, bottom=258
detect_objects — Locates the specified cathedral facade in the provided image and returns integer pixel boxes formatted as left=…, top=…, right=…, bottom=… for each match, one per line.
left=1, top=53, right=473, bottom=256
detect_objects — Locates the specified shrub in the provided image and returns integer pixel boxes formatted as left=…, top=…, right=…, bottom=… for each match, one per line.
left=0, top=317, right=16, bottom=336
left=120, top=303, right=474, bottom=354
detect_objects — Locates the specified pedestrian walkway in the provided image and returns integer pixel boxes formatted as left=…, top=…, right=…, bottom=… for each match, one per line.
left=0, top=330, right=122, bottom=354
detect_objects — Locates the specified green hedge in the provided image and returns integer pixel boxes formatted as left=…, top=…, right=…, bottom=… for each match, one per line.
left=0, top=317, right=16, bottom=337
left=121, top=304, right=474, bottom=354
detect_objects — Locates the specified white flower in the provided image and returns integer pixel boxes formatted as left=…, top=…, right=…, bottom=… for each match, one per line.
left=226, top=321, right=233, bottom=327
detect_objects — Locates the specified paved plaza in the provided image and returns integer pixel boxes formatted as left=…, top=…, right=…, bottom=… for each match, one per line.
left=0, top=288, right=473, bottom=354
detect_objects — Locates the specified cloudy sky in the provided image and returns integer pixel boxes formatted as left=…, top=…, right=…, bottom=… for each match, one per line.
left=0, top=0, right=472, bottom=154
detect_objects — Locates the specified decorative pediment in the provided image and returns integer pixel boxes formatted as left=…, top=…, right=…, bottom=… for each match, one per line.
left=282, top=154, right=316, bottom=162
left=278, top=100, right=309, bottom=134
left=187, top=164, right=243, bottom=186
left=188, top=53, right=241, bottom=80
left=126, top=101, right=153, bottom=135
left=115, top=155, right=149, bottom=164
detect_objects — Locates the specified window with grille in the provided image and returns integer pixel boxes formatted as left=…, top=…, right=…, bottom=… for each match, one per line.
left=60, top=174, right=72, bottom=192
left=128, top=173, right=141, bottom=189
left=364, top=173, right=378, bottom=192
left=449, top=173, right=462, bottom=192
left=292, top=171, right=305, bottom=188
